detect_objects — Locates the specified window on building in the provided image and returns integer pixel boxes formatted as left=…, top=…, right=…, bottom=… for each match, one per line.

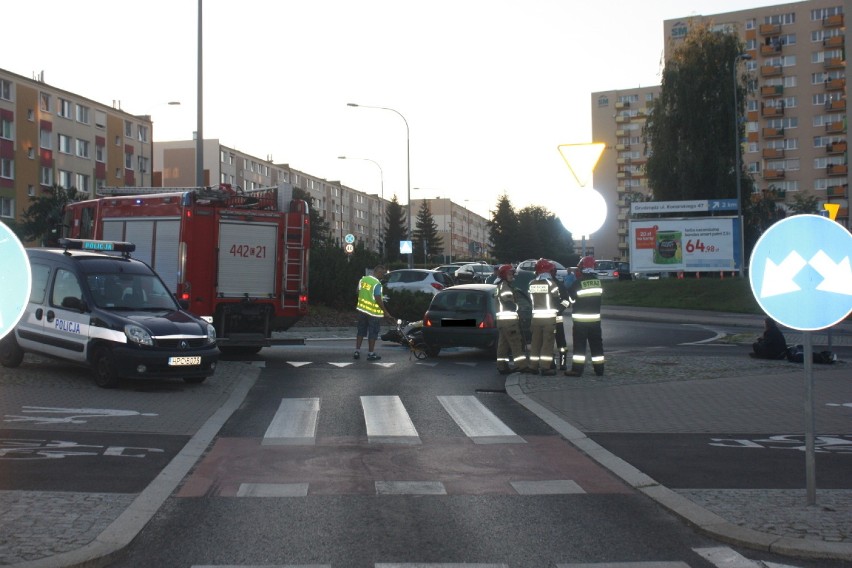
left=39, top=128, right=51, bottom=149
left=0, top=79, right=12, bottom=101
left=124, top=120, right=133, bottom=138
left=96, top=142, right=104, bottom=162
left=0, top=197, right=13, bottom=218
left=75, top=174, right=90, bottom=194
left=1, top=157, right=13, bottom=179
left=137, top=124, right=148, bottom=143
left=58, top=170, right=73, bottom=189
left=138, top=155, right=149, bottom=173
left=94, top=110, right=106, bottom=129
left=125, top=151, right=133, bottom=169
left=0, top=116, right=12, bottom=139
left=40, top=167, right=53, bottom=186
left=115, top=168, right=121, bottom=179
left=76, top=139, right=90, bottom=159
left=58, top=134, right=72, bottom=154
left=58, top=98, right=73, bottom=119
left=76, top=104, right=90, bottom=124
left=39, top=92, right=51, bottom=112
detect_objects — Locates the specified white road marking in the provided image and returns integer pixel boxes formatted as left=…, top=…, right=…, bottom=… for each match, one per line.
left=287, top=361, right=312, bottom=367
left=437, top=396, right=525, bottom=444
left=375, top=481, right=447, bottom=495
left=262, top=398, right=320, bottom=446
left=236, top=483, right=309, bottom=497
left=693, top=546, right=766, bottom=567
left=510, top=480, right=585, bottom=495
left=361, top=396, right=420, bottom=444
left=678, top=324, right=727, bottom=345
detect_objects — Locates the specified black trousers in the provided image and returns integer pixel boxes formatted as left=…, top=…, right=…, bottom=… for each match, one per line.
left=570, top=320, right=604, bottom=375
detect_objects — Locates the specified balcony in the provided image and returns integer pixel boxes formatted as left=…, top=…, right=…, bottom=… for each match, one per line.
left=615, top=143, right=630, bottom=151
left=825, top=98, right=847, bottom=111
left=617, top=172, right=631, bottom=179
left=827, top=141, right=847, bottom=154
left=763, top=169, right=786, bottom=180
left=825, top=78, right=846, bottom=91
left=827, top=163, right=848, bottom=176
left=824, top=57, right=845, bottom=70
left=761, top=85, right=784, bottom=97
left=823, top=35, right=845, bottom=48
left=762, top=148, right=785, bottom=159
left=762, top=127, right=785, bottom=138
left=759, top=23, right=782, bottom=35
left=615, top=101, right=630, bottom=109
left=616, top=157, right=630, bottom=165
left=748, top=131, right=760, bottom=143
left=615, top=115, right=631, bottom=123
left=760, top=43, right=782, bottom=56
left=826, top=185, right=848, bottom=198
left=760, top=64, right=783, bottom=77
left=822, top=14, right=844, bottom=27
left=615, top=129, right=628, bottom=137
left=761, top=104, right=785, bottom=117
left=826, top=121, right=846, bottom=133
left=748, top=110, right=759, bottom=121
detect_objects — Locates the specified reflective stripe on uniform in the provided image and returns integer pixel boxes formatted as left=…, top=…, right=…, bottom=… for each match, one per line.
left=577, top=287, right=602, bottom=297
left=591, top=355, right=605, bottom=363
left=572, top=354, right=586, bottom=363
left=513, top=354, right=528, bottom=363
left=573, top=313, right=600, bottom=322
left=496, top=311, right=519, bottom=319
left=533, top=310, right=557, bottom=318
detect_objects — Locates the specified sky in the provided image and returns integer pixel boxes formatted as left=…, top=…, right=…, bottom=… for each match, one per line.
left=4, top=0, right=799, bottom=218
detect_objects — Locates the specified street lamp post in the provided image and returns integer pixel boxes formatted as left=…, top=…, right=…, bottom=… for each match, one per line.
left=347, top=103, right=411, bottom=267
left=733, top=53, right=752, bottom=277
left=338, top=156, right=384, bottom=256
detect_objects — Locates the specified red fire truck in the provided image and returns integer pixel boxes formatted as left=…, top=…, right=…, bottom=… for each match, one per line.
left=62, top=184, right=310, bottom=353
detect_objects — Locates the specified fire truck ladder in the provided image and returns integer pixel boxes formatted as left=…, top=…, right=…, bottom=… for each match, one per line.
left=282, top=211, right=307, bottom=310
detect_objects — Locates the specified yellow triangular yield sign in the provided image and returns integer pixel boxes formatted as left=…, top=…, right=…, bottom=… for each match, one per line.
left=823, top=203, right=840, bottom=221
left=557, top=143, right=606, bottom=187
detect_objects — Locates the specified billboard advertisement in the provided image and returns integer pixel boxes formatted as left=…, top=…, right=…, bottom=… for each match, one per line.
left=628, top=217, right=741, bottom=273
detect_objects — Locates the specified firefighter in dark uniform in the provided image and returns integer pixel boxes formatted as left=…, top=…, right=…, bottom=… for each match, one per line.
left=565, top=256, right=605, bottom=377
left=494, top=264, right=530, bottom=374
left=553, top=271, right=573, bottom=370
left=527, top=259, right=570, bottom=376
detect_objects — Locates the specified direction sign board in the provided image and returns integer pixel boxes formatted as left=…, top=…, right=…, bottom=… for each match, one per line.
left=749, top=214, right=852, bottom=331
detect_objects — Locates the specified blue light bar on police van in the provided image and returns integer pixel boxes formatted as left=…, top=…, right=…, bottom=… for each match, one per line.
left=60, top=238, right=136, bottom=253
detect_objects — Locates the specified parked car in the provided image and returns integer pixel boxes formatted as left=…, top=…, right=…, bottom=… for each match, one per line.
left=516, top=259, right=570, bottom=281
left=383, top=269, right=453, bottom=296
left=421, top=284, right=531, bottom=357
left=593, top=260, right=619, bottom=280
left=453, top=263, right=495, bottom=285
left=432, top=264, right=461, bottom=284
left=615, top=262, right=633, bottom=281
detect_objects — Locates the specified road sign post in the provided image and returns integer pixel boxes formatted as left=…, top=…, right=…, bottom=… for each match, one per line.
left=749, top=214, right=852, bottom=506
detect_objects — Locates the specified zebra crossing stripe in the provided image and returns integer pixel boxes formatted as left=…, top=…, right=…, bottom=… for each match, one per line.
left=377, top=564, right=507, bottom=567
left=437, top=396, right=525, bottom=444
left=375, top=481, right=447, bottom=495
left=262, top=398, right=320, bottom=445
left=692, top=547, right=768, bottom=567
left=361, top=396, right=420, bottom=444
left=236, top=482, right=309, bottom=497
left=557, top=562, right=689, bottom=567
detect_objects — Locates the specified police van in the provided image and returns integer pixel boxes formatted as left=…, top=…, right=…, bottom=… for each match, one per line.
left=0, top=239, right=219, bottom=388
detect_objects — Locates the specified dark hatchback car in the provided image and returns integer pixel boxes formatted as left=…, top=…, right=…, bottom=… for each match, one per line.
left=421, top=284, right=531, bottom=357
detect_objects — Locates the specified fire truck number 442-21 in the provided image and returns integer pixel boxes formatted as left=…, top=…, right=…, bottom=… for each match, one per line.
left=230, top=244, right=267, bottom=259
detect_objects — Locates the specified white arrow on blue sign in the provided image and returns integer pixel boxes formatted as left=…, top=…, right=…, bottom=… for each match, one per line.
left=749, top=214, right=852, bottom=331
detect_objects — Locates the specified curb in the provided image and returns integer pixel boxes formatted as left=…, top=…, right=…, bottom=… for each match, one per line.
left=504, top=374, right=852, bottom=562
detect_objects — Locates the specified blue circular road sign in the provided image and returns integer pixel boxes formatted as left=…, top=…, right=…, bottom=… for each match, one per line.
left=0, top=222, right=31, bottom=340
left=749, top=214, right=852, bottom=331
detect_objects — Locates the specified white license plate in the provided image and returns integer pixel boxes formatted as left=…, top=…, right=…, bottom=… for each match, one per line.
left=168, top=356, right=201, bottom=366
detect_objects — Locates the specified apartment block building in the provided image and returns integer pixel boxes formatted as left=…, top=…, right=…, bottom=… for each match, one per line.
left=0, top=67, right=155, bottom=225
left=409, top=197, right=491, bottom=262
left=591, top=0, right=849, bottom=262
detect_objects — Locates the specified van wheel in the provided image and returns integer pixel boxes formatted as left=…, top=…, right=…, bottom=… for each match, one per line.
left=0, top=335, right=24, bottom=368
left=183, top=376, right=206, bottom=384
left=93, top=347, right=120, bottom=388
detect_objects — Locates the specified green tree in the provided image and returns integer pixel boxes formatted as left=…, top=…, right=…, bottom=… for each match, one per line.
left=382, top=195, right=408, bottom=265
left=644, top=23, right=755, bottom=205
left=292, top=186, right=332, bottom=247
left=787, top=191, right=821, bottom=215
left=517, top=206, right=574, bottom=266
left=16, top=184, right=82, bottom=246
left=487, top=193, right=520, bottom=262
left=412, top=200, right=443, bottom=265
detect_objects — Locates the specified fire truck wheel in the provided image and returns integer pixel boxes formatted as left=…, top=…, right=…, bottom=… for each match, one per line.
left=93, top=347, right=120, bottom=389
left=0, top=335, right=24, bottom=368
left=183, top=376, right=207, bottom=384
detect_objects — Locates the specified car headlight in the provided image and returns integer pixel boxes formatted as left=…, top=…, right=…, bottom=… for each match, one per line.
left=125, top=324, right=153, bottom=346
left=205, top=323, right=216, bottom=344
